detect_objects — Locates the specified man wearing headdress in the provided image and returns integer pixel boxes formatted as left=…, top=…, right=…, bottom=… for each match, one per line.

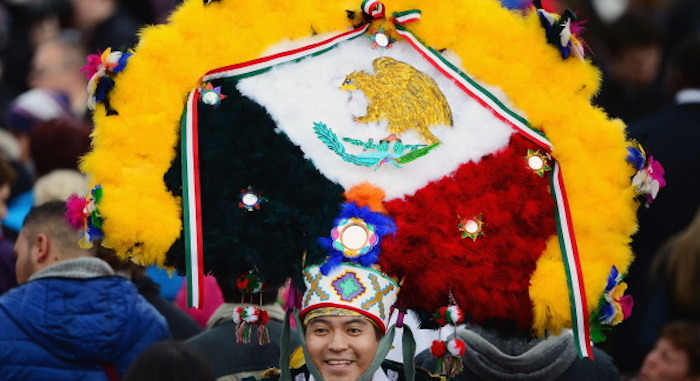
left=260, top=263, right=443, bottom=381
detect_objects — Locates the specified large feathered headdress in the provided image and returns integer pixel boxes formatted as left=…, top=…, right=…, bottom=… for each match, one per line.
left=76, top=0, right=640, bottom=365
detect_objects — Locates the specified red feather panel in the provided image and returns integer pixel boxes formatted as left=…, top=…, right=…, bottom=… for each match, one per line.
left=380, top=133, right=556, bottom=330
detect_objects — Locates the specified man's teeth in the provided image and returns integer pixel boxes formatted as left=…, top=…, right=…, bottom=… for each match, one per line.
left=327, top=360, right=352, bottom=365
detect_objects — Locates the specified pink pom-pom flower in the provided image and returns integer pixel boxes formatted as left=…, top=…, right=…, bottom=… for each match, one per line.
left=64, top=186, right=105, bottom=248
left=599, top=266, right=634, bottom=326
left=620, top=294, right=634, bottom=320
left=65, top=194, right=89, bottom=231
left=631, top=153, right=666, bottom=207
left=81, top=53, right=103, bottom=81
left=83, top=48, right=132, bottom=114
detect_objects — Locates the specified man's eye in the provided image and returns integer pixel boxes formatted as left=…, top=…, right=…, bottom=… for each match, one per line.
left=348, top=328, right=362, bottom=334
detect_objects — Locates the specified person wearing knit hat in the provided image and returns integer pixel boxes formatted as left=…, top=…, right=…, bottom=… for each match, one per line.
left=74, top=0, right=646, bottom=380
left=287, top=263, right=409, bottom=381
left=257, top=259, right=442, bottom=381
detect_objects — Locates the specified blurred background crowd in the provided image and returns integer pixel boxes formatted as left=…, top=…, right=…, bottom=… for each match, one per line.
left=0, top=0, right=698, bottom=379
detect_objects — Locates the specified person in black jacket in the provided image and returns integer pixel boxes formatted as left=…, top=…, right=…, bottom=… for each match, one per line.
left=186, top=275, right=299, bottom=381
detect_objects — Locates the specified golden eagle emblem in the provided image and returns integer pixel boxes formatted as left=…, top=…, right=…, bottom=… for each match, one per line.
left=341, top=56, right=453, bottom=145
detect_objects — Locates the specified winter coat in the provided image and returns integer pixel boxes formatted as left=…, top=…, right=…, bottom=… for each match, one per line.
left=416, top=325, right=619, bottom=381
left=0, top=275, right=170, bottom=380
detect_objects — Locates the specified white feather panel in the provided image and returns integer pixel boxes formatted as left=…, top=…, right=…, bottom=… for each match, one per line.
left=237, top=37, right=524, bottom=201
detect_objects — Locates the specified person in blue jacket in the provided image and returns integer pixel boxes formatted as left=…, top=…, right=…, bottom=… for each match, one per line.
left=0, top=200, right=170, bottom=380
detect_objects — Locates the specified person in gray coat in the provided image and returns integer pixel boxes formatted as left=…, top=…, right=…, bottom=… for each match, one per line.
left=416, top=324, right=619, bottom=381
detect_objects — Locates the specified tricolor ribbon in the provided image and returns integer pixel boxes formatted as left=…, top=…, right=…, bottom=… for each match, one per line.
left=392, top=9, right=422, bottom=24
left=202, top=26, right=369, bottom=81
left=362, top=0, right=385, bottom=19
left=552, top=163, right=593, bottom=358
left=182, top=90, right=205, bottom=309
left=361, top=0, right=421, bottom=25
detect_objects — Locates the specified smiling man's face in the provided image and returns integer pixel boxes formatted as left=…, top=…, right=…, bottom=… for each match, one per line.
left=305, top=316, right=379, bottom=381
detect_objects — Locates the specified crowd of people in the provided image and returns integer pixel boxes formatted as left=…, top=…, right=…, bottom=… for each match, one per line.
left=0, top=0, right=698, bottom=380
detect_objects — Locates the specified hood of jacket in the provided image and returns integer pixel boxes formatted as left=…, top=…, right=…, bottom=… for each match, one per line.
left=458, top=325, right=577, bottom=381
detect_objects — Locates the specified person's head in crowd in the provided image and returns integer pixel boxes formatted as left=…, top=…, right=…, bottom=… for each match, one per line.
left=29, top=36, right=88, bottom=116
left=68, top=0, right=117, bottom=32
left=639, top=321, right=700, bottom=381
left=6, top=0, right=74, bottom=46
left=14, top=200, right=96, bottom=284
left=0, top=0, right=73, bottom=97
left=603, top=11, right=662, bottom=90
left=122, top=340, right=216, bottom=381
left=33, top=169, right=88, bottom=206
left=3, top=88, right=74, bottom=166
left=0, top=156, right=15, bottom=220
left=0, top=129, right=21, bottom=164
left=0, top=155, right=17, bottom=294
left=651, top=205, right=700, bottom=317
left=29, top=118, right=91, bottom=178
left=25, top=0, right=70, bottom=47
left=666, top=34, right=700, bottom=97
left=0, top=129, right=33, bottom=209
